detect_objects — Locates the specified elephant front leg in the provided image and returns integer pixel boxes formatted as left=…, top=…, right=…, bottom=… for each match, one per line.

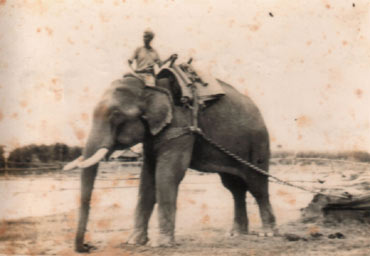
left=155, top=181, right=179, bottom=246
left=127, top=160, right=156, bottom=245
left=153, top=136, right=194, bottom=247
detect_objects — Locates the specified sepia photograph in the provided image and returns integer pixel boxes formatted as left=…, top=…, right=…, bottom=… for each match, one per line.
left=0, top=0, right=369, bottom=255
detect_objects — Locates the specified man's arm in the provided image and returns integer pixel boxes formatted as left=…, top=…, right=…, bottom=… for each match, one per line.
left=159, top=54, right=178, bottom=67
left=128, top=47, right=139, bottom=65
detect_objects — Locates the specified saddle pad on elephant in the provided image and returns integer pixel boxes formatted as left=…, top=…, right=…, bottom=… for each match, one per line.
left=156, top=62, right=225, bottom=104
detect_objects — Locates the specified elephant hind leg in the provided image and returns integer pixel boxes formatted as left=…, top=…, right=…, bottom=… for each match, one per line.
left=219, top=173, right=249, bottom=235
left=249, top=185, right=276, bottom=231
left=247, top=169, right=276, bottom=231
left=248, top=144, right=276, bottom=231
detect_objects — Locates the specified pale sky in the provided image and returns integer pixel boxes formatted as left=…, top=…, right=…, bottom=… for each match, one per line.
left=0, top=0, right=369, bottom=152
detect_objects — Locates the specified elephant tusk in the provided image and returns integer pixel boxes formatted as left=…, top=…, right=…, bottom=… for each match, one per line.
left=63, top=156, right=84, bottom=171
left=77, top=148, right=109, bottom=169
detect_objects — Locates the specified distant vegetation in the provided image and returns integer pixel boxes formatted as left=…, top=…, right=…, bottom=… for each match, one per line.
left=7, top=143, right=82, bottom=168
left=2, top=144, right=369, bottom=171
left=271, top=150, right=370, bottom=164
left=0, top=146, right=5, bottom=168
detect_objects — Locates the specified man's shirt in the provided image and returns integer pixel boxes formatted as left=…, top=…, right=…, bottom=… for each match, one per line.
left=131, top=46, right=161, bottom=72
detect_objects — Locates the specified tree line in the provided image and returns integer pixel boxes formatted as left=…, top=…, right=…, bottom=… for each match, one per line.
left=1, top=144, right=369, bottom=169
left=0, top=146, right=5, bottom=169
left=3, top=143, right=82, bottom=168
left=271, top=150, right=370, bottom=163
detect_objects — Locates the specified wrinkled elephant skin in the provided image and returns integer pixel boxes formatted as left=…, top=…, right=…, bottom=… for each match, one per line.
left=70, top=76, right=275, bottom=252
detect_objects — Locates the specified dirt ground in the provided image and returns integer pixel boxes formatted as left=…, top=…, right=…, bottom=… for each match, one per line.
left=0, top=162, right=369, bottom=255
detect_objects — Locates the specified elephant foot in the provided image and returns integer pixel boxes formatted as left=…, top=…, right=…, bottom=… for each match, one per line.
left=228, top=230, right=249, bottom=237
left=227, top=222, right=249, bottom=237
left=251, top=228, right=279, bottom=237
left=75, top=243, right=97, bottom=253
left=126, top=230, right=149, bottom=245
left=227, top=228, right=249, bottom=237
left=258, top=231, right=274, bottom=237
left=149, top=235, right=176, bottom=247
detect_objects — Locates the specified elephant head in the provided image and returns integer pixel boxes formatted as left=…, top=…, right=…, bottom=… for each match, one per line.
left=64, top=77, right=173, bottom=170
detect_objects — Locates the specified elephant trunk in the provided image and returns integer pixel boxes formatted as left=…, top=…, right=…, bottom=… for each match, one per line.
left=75, top=122, right=113, bottom=252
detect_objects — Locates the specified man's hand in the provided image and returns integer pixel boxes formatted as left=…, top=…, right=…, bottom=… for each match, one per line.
left=161, top=54, right=178, bottom=67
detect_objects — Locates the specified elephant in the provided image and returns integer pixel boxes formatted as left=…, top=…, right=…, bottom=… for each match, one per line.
left=64, top=67, right=276, bottom=252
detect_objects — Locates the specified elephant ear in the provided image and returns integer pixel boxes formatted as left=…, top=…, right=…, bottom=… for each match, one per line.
left=142, top=87, right=173, bottom=135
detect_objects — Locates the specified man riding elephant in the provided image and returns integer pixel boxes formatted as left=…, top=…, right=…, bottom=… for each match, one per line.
left=65, top=62, right=276, bottom=252
left=63, top=29, right=276, bottom=253
left=128, top=29, right=177, bottom=86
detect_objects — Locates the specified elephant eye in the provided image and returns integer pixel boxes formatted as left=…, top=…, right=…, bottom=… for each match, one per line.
left=110, top=110, right=124, bottom=123
left=111, top=110, right=120, bottom=116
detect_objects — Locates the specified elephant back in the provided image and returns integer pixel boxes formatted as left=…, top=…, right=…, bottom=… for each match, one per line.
left=156, top=62, right=225, bottom=106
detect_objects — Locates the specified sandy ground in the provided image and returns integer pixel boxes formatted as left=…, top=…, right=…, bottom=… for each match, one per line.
left=0, top=162, right=369, bottom=255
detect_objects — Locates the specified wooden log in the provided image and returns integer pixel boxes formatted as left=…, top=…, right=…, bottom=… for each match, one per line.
left=323, top=193, right=370, bottom=223
left=301, top=193, right=370, bottom=224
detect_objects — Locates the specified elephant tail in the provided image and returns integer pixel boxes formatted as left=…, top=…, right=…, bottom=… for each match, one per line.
left=250, top=140, right=270, bottom=172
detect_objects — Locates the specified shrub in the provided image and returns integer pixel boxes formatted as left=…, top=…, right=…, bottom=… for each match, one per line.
left=8, top=143, right=83, bottom=168
left=271, top=150, right=370, bottom=165
left=0, top=146, right=5, bottom=168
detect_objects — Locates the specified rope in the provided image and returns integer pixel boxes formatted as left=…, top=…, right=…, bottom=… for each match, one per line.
left=192, top=129, right=350, bottom=199
left=185, top=82, right=350, bottom=199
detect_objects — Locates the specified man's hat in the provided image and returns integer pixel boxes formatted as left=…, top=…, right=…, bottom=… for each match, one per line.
left=143, top=29, right=154, bottom=38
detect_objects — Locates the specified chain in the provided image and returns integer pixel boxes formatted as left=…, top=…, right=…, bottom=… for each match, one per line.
left=191, top=128, right=349, bottom=199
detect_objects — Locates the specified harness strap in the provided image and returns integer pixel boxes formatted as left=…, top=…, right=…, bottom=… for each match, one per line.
left=155, top=80, right=202, bottom=144
left=159, top=127, right=192, bottom=142
left=190, top=84, right=199, bottom=129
